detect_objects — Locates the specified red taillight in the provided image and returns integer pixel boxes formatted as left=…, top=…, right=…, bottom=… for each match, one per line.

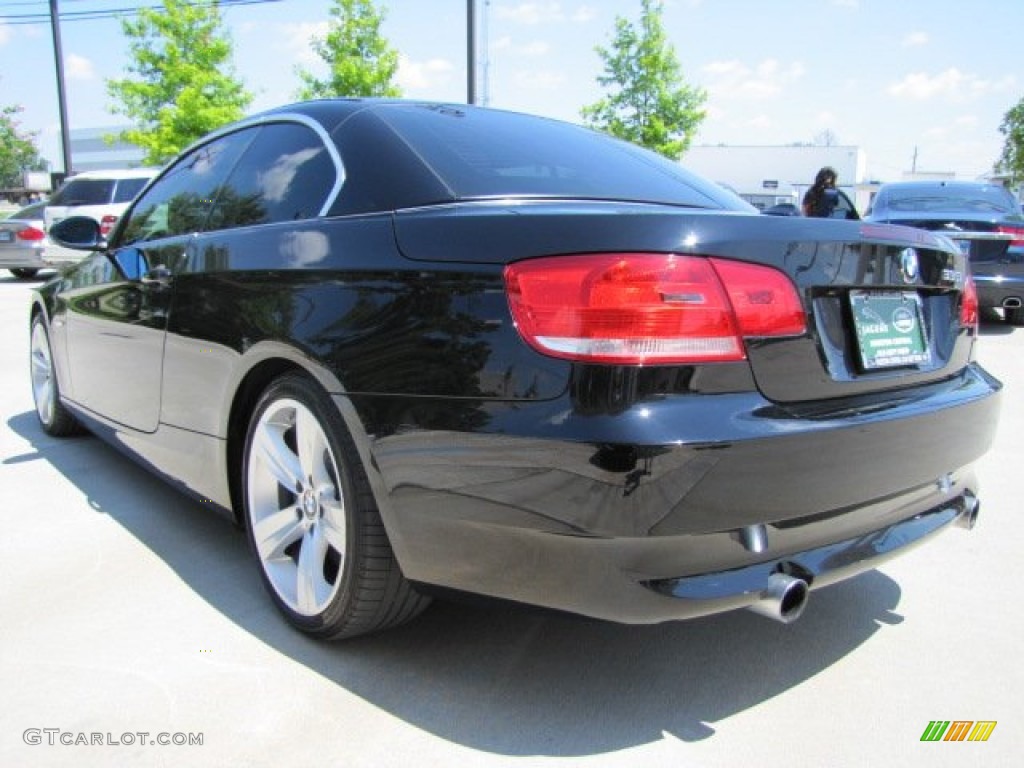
left=960, top=273, right=979, bottom=329
left=996, top=224, right=1024, bottom=247
left=504, top=254, right=806, bottom=364
left=100, top=214, right=119, bottom=237
left=16, top=226, right=45, bottom=242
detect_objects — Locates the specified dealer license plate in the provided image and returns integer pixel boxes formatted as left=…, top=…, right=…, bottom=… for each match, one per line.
left=850, top=290, right=930, bottom=370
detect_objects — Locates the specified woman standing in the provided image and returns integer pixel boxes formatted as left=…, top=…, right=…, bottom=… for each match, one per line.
left=802, top=166, right=840, bottom=217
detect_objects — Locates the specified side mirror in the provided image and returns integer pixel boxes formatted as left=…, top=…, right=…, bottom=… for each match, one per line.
left=49, top=216, right=105, bottom=251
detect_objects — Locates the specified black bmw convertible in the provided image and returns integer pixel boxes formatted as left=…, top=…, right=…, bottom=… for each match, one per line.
left=31, top=100, right=1001, bottom=639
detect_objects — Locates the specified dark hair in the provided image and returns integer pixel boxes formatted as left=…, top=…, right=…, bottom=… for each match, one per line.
left=813, top=166, right=837, bottom=188
left=804, top=167, right=840, bottom=217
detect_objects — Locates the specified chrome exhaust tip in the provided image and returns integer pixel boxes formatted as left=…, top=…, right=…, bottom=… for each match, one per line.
left=1003, top=297, right=1022, bottom=309
left=956, top=494, right=980, bottom=530
left=747, top=572, right=810, bottom=624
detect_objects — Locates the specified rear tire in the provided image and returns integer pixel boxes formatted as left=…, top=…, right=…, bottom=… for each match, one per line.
left=1006, top=307, right=1024, bottom=326
left=29, top=315, right=81, bottom=437
left=10, top=268, right=40, bottom=279
left=242, top=373, right=429, bottom=639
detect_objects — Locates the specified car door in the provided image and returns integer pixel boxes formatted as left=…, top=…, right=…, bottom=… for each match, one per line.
left=63, top=131, right=256, bottom=432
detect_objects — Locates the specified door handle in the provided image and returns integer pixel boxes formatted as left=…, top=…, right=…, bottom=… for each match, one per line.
left=141, top=265, right=172, bottom=288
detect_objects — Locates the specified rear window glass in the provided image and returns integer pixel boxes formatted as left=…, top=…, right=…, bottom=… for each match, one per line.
left=113, top=177, right=151, bottom=203
left=49, top=179, right=114, bottom=206
left=373, top=105, right=740, bottom=210
left=881, top=186, right=1021, bottom=214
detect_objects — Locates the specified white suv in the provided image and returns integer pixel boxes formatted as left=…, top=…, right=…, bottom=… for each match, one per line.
left=45, top=168, right=159, bottom=238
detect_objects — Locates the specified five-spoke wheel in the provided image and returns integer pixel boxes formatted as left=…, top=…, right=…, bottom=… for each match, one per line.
left=29, top=315, right=79, bottom=436
left=242, top=374, right=428, bottom=638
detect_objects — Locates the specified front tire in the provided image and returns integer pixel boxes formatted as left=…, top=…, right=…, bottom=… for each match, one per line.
left=29, top=314, right=80, bottom=437
left=242, top=373, right=429, bottom=639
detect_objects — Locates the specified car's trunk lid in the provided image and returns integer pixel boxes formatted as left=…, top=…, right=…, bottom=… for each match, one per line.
left=394, top=201, right=974, bottom=404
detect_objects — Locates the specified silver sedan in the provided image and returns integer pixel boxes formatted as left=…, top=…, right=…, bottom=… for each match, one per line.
left=1, top=201, right=84, bottom=279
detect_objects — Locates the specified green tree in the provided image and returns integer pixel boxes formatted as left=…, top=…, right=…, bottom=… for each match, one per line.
left=106, top=0, right=252, bottom=166
left=0, top=104, right=47, bottom=190
left=296, top=0, right=401, bottom=100
left=997, top=96, right=1024, bottom=185
left=581, top=0, right=706, bottom=160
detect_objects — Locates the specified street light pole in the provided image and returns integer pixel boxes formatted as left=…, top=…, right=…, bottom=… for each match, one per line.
left=467, top=0, right=477, bottom=104
left=49, top=0, right=73, bottom=175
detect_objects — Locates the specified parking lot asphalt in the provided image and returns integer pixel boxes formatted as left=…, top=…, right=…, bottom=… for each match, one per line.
left=0, top=272, right=1021, bottom=768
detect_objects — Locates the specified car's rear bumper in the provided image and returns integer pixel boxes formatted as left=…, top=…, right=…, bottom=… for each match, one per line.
left=0, top=247, right=45, bottom=270
left=974, top=259, right=1024, bottom=309
left=351, top=362, right=1001, bottom=624
left=0, top=245, right=81, bottom=271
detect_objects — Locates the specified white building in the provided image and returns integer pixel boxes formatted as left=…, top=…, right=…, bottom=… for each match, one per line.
left=67, top=126, right=146, bottom=172
left=682, top=145, right=872, bottom=213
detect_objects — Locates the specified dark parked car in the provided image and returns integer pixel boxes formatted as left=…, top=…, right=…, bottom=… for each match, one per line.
left=762, top=189, right=859, bottom=219
left=761, top=202, right=801, bottom=217
left=865, top=180, right=1024, bottom=323
left=32, top=100, right=1000, bottom=640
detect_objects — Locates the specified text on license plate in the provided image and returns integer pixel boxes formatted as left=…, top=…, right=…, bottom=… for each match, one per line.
left=850, top=290, right=930, bottom=370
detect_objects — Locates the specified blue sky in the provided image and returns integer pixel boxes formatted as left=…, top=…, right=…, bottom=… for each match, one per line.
left=1, top=0, right=1020, bottom=180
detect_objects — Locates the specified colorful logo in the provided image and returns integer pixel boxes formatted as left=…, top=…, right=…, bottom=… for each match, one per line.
left=920, top=721, right=997, bottom=742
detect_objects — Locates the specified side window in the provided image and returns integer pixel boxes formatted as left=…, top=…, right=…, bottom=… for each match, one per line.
left=118, top=130, right=256, bottom=245
left=113, top=177, right=152, bottom=204
left=207, top=122, right=335, bottom=231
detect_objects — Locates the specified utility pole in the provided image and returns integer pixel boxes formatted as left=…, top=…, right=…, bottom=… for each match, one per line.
left=49, top=0, right=73, bottom=175
left=467, top=0, right=477, bottom=104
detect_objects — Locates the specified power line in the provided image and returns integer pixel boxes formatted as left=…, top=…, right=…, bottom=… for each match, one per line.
left=0, top=0, right=281, bottom=25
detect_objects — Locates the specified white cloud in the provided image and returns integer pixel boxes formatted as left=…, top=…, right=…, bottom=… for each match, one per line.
left=520, top=41, right=551, bottom=56
left=497, top=3, right=563, bottom=24
left=702, top=58, right=805, bottom=100
left=887, top=68, right=1016, bottom=101
left=815, top=111, right=837, bottom=126
left=280, top=22, right=329, bottom=68
left=749, top=115, right=772, bottom=129
left=902, top=31, right=929, bottom=47
left=571, top=5, right=597, bottom=22
left=497, top=3, right=595, bottom=25
left=513, top=69, right=566, bottom=90
left=66, top=54, right=96, bottom=81
left=703, top=104, right=726, bottom=120
left=396, top=55, right=456, bottom=91
left=492, top=36, right=550, bottom=57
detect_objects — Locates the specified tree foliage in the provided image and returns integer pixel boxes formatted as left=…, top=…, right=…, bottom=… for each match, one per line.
left=997, top=96, right=1024, bottom=186
left=296, top=0, right=402, bottom=100
left=0, top=104, right=47, bottom=189
left=581, top=0, right=706, bottom=160
left=106, top=0, right=253, bottom=166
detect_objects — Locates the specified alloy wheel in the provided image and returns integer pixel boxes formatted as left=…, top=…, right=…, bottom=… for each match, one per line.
left=246, top=397, right=347, bottom=616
